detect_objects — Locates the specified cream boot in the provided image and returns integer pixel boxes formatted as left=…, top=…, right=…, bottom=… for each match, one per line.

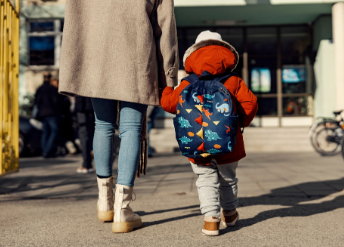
left=97, top=177, right=114, bottom=221
left=112, top=184, right=142, bottom=233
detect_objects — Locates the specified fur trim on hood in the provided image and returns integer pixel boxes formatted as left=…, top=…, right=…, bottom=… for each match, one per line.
left=183, top=39, right=240, bottom=72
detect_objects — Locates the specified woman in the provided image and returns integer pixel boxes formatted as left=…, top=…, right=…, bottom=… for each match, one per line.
left=58, top=0, right=178, bottom=233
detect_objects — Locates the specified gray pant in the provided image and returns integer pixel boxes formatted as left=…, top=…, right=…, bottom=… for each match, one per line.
left=191, top=160, right=239, bottom=217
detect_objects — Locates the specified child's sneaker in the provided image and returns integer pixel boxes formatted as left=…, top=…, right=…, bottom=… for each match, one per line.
left=222, top=209, right=239, bottom=227
left=202, top=216, right=221, bottom=236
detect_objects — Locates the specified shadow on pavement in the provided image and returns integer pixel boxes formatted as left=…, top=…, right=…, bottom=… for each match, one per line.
left=143, top=212, right=201, bottom=227
left=220, top=177, right=344, bottom=234
left=0, top=157, right=192, bottom=201
left=223, top=194, right=344, bottom=234
left=0, top=157, right=94, bottom=199
left=2, top=155, right=344, bottom=234
left=239, top=177, right=344, bottom=207
left=137, top=178, right=344, bottom=232
left=136, top=204, right=199, bottom=217
left=18, top=157, right=79, bottom=168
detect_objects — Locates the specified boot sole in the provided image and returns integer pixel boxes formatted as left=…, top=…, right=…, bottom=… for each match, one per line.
left=98, top=210, right=114, bottom=222
left=202, top=228, right=219, bottom=236
left=222, top=215, right=239, bottom=227
left=112, top=219, right=142, bottom=233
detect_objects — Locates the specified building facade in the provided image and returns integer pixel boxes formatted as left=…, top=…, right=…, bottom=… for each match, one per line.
left=19, top=0, right=344, bottom=126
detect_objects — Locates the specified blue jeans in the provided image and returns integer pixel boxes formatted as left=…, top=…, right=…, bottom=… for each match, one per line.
left=91, top=98, right=147, bottom=186
left=41, top=116, right=59, bottom=156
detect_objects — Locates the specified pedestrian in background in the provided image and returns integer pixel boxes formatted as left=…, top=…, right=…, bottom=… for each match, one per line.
left=34, top=72, right=62, bottom=158
left=50, top=78, right=78, bottom=156
left=161, top=31, right=258, bottom=236
left=75, top=96, right=95, bottom=174
left=58, top=0, right=178, bottom=233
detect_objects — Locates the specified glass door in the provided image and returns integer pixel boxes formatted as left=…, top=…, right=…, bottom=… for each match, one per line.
left=281, top=26, right=313, bottom=117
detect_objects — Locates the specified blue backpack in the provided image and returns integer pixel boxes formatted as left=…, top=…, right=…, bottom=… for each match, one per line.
left=173, top=71, right=239, bottom=159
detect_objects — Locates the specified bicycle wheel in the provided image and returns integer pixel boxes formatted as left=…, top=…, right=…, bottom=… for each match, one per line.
left=313, top=126, right=343, bottom=155
left=310, top=122, right=324, bottom=153
left=310, top=121, right=333, bottom=154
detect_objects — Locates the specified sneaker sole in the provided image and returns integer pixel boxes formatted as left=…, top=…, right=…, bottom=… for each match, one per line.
left=98, top=210, right=114, bottom=222
left=112, top=219, right=142, bottom=233
left=76, top=170, right=88, bottom=174
left=222, top=215, right=239, bottom=227
left=202, top=228, right=219, bottom=236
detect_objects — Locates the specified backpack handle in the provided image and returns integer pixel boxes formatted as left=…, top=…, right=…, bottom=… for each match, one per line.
left=199, top=71, right=213, bottom=80
left=183, top=71, right=236, bottom=84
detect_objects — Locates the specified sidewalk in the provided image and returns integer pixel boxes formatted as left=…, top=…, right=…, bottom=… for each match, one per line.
left=1, top=151, right=344, bottom=246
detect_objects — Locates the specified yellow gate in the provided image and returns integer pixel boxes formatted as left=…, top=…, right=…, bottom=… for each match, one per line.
left=0, top=0, right=20, bottom=176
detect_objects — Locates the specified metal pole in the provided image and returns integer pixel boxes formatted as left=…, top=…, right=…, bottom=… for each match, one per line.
left=0, top=0, right=20, bottom=176
left=242, top=27, right=248, bottom=84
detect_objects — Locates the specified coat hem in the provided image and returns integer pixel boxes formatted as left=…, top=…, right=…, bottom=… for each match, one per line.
left=59, top=90, right=161, bottom=107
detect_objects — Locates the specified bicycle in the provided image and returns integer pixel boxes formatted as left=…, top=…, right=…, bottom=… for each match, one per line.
left=309, top=110, right=344, bottom=156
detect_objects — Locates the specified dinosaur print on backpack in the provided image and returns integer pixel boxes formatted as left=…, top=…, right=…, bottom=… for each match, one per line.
left=173, top=71, right=239, bottom=159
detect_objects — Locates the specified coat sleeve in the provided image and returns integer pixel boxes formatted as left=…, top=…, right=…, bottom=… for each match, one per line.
left=235, top=78, right=258, bottom=127
left=160, top=80, right=190, bottom=114
left=151, top=0, right=179, bottom=88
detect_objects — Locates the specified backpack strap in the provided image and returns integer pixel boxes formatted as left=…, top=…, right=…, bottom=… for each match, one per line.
left=214, top=71, right=238, bottom=84
left=182, top=71, right=238, bottom=84
left=199, top=71, right=213, bottom=80
left=200, top=70, right=237, bottom=84
left=213, top=71, right=244, bottom=133
left=181, top=73, right=200, bottom=84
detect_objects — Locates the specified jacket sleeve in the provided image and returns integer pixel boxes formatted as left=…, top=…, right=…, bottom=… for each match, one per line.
left=151, top=0, right=179, bottom=88
left=235, top=78, right=258, bottom=127
left=160, top=80, right=190, bottom=114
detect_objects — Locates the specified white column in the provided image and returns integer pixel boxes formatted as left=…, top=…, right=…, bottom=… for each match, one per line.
left=54, top=20, right=62, bottom=67
left=332, top=2, right=344, bottom=111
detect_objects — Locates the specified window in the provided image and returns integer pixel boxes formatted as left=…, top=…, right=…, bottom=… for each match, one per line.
left=176, top=24, right=314, bottom=121
left=283, top=96, right=311, bottom=116
left=216, top=28, right=244, bottom=54
left=29, top=36, right=55, bottom=65
left=28, top=20, right=63, bottom=66
left=280, top=26, right=313, bottom=116
left=251, top=68, right=271, bottom=93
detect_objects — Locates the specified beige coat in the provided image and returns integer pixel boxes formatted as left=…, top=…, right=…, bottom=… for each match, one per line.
left=59, top=0, right=179, bottom=106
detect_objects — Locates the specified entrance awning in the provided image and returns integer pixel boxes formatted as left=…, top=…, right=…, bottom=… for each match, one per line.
left=175, top=3, right=333, bottom=26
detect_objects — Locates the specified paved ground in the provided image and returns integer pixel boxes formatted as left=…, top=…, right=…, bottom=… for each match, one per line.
left=1, top=151, right=344, bottom=246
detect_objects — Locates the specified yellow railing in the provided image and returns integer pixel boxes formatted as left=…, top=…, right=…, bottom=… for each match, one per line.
left=0, top=0, right=20, bottom=176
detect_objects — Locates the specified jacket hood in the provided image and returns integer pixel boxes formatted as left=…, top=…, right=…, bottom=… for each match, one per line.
left=184, top=45, right=238, bottom=77
left=183, top=38, right=239, bottom=71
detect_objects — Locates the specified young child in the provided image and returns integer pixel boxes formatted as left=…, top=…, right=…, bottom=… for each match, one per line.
left=160, top=31, right=258, bottom=236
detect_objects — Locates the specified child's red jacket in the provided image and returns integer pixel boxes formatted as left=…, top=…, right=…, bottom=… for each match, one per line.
left=161, top=45, right=258, bottom=165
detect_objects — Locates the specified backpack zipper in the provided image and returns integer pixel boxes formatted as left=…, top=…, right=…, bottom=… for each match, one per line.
left=219, top=87, right=229, bottom=95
